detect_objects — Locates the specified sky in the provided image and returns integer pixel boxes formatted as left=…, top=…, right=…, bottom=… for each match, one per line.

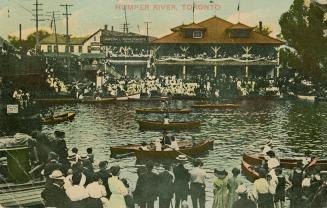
left=0, top=0, right=297, bottom=40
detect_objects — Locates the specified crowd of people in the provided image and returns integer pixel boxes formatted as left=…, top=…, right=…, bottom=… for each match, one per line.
left=31, top=129, right=327, bottom=208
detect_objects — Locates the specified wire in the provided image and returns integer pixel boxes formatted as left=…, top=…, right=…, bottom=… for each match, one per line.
left=9, top=0, right=33, bottom=15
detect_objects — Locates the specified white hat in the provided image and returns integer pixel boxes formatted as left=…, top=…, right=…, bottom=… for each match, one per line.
left=235, top=184, right=248, bottom=194
left=176, top=155, right=188, bottom=161
left=49, top=170, right=65, bottom=180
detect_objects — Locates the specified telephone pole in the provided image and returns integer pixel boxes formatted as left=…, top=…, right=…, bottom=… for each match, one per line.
left=60, top=4, right=73, bottom=76
left=32, top=0, right=44, bottom=51
left=144, top=21, right=151, bottom=42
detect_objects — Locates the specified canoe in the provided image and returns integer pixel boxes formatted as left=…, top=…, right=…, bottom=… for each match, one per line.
left=81, top=98, right=115, bottom=104
left=128, top=93, right=141, bottom=100
left=241, top=160, right=260, bottom=183
left=134, top=140, right=214, bottom=160
left=0, top=180, right=45, bottom=207
left=243, top=153, right=327, bottom=170
left=192, top=104, right=240, bottom=109
left=41, top=112, right=75, bottom=125
left=135, top=108, right=192, bottom=114
left=110, top=140, right=193, bottom=157
left=116, top=96, right=129, bottom=101
left=297, top=95, right=316, bottom=102
left=137, top=120, right=201, bottom=130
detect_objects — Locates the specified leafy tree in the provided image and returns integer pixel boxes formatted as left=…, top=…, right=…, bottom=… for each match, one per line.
left=253, top=24, right=273, bottom=36
left=8, top=30, right=50, bottom=52
left=279, top=0, right=327, bottom=81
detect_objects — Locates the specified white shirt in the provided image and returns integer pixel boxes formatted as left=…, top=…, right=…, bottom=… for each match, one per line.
left=164, top=118, right=169, bottom=124
left=189, top=167, right=206, bottom=184
left=262, top=145, right=272, bottom=155
left=302, top=156, right=312, bottom=167
left=155, top=142, right=162, bottom=151
left=170, top=141, right=179, bottom=150
left=86, top=182, right=107, bottom=198
left=140, top=146, right=149, bottom=151
left=267, top=158, right=280, bottom=170
left=66, top=185, right=89, bottom=201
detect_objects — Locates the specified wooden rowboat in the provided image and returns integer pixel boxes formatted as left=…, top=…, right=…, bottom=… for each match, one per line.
left=137, top=120, right=201, bottom=130
left=192, top=104, right=240, bottom=109
left=297, top=95, right=316, bottom=102
left=81, top=98, right=115, bottom=104
left=135, top=108, right=192, bottom=114
left=243, top=153, right=327, bottom=170
left=110, top=140, right=193, bottom=157
left=41, top=112, right=75, bottom=125
left=0, top=180, right=45, bottom=207
left=134, top=140, right=214, bottom=160
left=241, top=160, right=260, bottom=183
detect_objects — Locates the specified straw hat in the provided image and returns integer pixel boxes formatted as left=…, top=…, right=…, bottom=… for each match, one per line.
left=176, top=155, right=188, bottom=161
left=49, top=170, right=65, bottom=180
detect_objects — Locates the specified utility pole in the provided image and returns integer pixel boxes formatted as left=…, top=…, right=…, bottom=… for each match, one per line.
left=60, top=4, right=73, bottom=77
left=124, top=5, right=129, bottom=33
left=144, top=21, right=151, bottom=42
left=32, top=0, right=44, bottom=51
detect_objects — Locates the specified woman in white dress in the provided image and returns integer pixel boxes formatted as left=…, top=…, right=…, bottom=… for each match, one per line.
left=108, top=165, right=128, bottom=208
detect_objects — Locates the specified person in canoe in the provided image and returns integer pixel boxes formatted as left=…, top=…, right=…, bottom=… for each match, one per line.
left=163, top=114, right=170, bottom=125
left=262, top=139, right=273, bottom=159
left=139, top=142, right=149, bottom=151
left=301, top=150, right=312, bottom=168
left=155, top=139, right=162, bottom=151
left=161, top=131, right=171, bottom=146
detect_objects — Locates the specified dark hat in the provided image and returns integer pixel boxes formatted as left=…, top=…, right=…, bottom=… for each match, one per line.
left=257, top=168, right=268, bottom=177
left=110, top=165, right=121, bottom=176
left=214, top=169, right=228, bottom=177
left=141, top=141, right=147, bottom=146
left=54, top=130, right=65, bottom=138
left=232, top=168, right=241, bottom=176
left=99, top=161, right=108, bottom=169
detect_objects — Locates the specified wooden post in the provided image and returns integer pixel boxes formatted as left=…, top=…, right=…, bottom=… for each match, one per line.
left=182, top=65, right=186, bottom=79
left=245, top=66, right=249, bottom=78
left=214, top=65, right=217, bottom=77
left=124, top=65, right=128, bottom=76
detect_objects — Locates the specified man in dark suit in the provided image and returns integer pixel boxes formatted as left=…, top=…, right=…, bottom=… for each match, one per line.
left=41, top=170, right=71, bottom=208
left=144, top=162, right=159, bottom=208
left=173, top=156, right=190, bottom=208
left=158, top=164, right=174, bottom=208
left=94, top=160, right=111, bottom=197
left=43, top=152, right=64, bottom=178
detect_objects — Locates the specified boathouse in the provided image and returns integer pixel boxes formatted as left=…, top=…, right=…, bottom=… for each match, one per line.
left=152, top=16, right=284, bottom=78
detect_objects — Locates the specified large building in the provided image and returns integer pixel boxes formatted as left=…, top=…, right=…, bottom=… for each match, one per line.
left=152, top=16, right=284, bottom=78
left=39, top=25, right=156, bottom=77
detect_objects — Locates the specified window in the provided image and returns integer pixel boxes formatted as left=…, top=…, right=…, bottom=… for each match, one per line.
left=193, top=31, right=203, bottom=39
left=70, top=46, right=74, bottom=53
left=94, top=36, right=97, bottom=41
left=54, top=46, right=58, bottom=52
left=47, top=45, right=52, bottom=52
left=78, top=46, right=83, bottom=53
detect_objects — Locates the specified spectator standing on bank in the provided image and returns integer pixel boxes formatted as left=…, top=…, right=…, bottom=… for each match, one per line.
left=189, top=159, right=206, bottom=208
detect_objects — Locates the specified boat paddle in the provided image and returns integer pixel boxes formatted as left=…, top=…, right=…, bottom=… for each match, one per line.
left=174, top=149, right=194, bottom=161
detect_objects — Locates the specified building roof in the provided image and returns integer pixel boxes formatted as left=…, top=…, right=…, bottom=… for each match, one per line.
left=182, top=23, right=206, bottom=30
left=153, top=16, right=283, bottom=45
left=227, top=22, right=254, bottom=30
left=40, top=34, right=88, bottom=45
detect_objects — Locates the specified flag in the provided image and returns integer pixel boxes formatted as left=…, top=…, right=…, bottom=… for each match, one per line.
left=237, top=2, right=240, bottom=11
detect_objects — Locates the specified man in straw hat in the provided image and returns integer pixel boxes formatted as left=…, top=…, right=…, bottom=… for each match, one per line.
left=173, top=155, right=190, bottom=208
left=41, top=170, right=71, bottom=208
left=231, top=185, right=256, bottom=208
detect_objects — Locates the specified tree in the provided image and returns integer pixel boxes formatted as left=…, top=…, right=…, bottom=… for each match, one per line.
left=8, top=30, right=50, bottom=52
left=253, top=25, right=273, bottom=36
left=279, top=0, right=327, bottom=81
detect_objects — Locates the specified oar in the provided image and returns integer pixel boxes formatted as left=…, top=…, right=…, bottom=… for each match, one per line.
left=174, top=149, right=194, bottom=160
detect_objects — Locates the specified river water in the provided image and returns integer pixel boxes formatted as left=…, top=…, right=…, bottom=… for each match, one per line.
left=41, top=99, right=327, bottom=206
